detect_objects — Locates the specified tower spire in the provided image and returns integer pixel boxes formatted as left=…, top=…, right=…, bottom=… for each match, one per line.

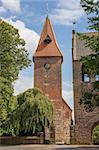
left=33, top=16, right=63, bottom=60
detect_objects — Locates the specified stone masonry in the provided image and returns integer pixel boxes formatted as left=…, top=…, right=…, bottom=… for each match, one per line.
left=72, top=30, right=99, bottom=144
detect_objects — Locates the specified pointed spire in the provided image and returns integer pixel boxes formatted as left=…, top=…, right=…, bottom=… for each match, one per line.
left=33, top=17, right=63, bottom=59
left=46, top=15, right=49, bottom=20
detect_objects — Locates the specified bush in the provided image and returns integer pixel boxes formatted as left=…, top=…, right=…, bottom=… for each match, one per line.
left=93, top=125, right=99, bottom=145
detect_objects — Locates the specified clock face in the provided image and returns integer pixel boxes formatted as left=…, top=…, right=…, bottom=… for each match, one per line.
left=44, top=63, right=51, bottom=70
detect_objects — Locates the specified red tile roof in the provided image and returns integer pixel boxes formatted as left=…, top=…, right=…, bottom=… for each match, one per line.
left=62, top=98, right=72, bottom=112
left=33, top=16, right=63, bottom=59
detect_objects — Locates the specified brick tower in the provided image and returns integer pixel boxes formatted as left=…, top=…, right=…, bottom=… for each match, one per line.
left=33, top=16, right=72, bottom=144
left=72, top=31, right=99, bottom=144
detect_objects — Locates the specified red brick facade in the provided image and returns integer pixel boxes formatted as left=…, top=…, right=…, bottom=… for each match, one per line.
left=34, top=57, right=62, bottom=100
left=33, top=17, right=72, bottom=144
left=72, top=31, right=99, bottom=144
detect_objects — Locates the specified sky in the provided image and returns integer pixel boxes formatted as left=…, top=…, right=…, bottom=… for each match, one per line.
left=0, top=0, right=92, bottom=110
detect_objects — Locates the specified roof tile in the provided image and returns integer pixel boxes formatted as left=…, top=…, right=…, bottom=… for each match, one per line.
left=33, top=16, right=63, bottom=58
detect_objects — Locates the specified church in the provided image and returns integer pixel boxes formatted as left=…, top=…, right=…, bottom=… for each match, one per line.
left=72, top=31, right=99, bottom=144
left=33, top=16, right=72, bottom=144
left=33, top=16, right=99, bottom=144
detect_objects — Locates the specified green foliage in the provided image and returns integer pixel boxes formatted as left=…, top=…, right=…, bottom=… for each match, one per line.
left=0, top=19, right=53, bottom=137
left=0, top=77, right=14, bottom=126
left=81, top=0, right=99, bottom=31
left=79, top=0, right=99, bottom=111
left=80, top=53, right=99, bottom=79
left=0, top=76, right=18, bottom=136
left=80, top=80, right=99, bottom=112
left=1, top=88, right=53, bottom=136
left=0, top=19, right=31, bottom=133
left=0, top=19, right=31, bottom=82
left=93, top=125, right=99, bottom=145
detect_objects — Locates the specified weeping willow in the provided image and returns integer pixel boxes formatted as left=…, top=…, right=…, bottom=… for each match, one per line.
left=2, top=88, right=53, bottom=136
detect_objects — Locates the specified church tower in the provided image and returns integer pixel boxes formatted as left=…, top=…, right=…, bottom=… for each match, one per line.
left=72, top=31, right=99, bottom=144
left=33, top=16, right=63, bottom=100
left=33, top=16, right=72, bottom=144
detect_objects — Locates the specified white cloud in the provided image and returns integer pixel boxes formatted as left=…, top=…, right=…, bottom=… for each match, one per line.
left=1, top=0, right=21, bottom=13
left=62, top=81, right=73, bottom=109
left=62, top=83, right=74, bottom=119
left=1, top=18, right=39, bottom=95
left=63, top=81, right=73, bottom=91
left=94, top=0, right=98, bottom=2
left=50, top=0, right=85, bottom=25
left=62, top=90, right=73, bottom=103
left=7, top=19, right=39, bottom=94
left=2, top=18, right=40, bottom=53
left=0, top=6, right=6, bottom=14
left=14, top=74, right=33, bottom=95
left=10, top=20, right=40, bottom=53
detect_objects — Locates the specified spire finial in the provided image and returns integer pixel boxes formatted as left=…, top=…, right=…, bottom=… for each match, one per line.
left=73, top=20, right=76, bottom=31
left=46, top=2, right=49, bottom=18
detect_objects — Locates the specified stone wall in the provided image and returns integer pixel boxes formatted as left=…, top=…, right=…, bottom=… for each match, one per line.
left=0, top=135, right=44, bottom=145
left=73, top=60, right=99, bottom=144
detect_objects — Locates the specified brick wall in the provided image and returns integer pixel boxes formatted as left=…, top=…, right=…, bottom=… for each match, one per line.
left=34, top=57, right=62, bottom=99
left=34, top=56, right=72, bottom=144
left=73, top=60, right=99, bottom=144
left=0, top=136, right=44, bottom=145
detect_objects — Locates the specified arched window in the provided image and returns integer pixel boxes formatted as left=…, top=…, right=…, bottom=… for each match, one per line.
left=82, top=65, right=90, bottom=82
left=82, top=65, right=99, bottom=82
left=95, top=75, right=99, bottom=81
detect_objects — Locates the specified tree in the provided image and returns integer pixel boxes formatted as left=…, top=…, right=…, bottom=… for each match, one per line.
left=1, top=88, right=53, bottom=136
left=0, top=20, right=31, bottom=82
left=92, top=125, right=99, bottom=145
left=0, top=20, right=31, bottom=134
left=79, top=0, right=99, bottom=111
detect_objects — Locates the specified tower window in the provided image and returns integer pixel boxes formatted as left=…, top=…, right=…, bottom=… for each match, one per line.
left=95, top=75, right=99, bottom=81
left=83, top=73, right=90, bottom=82
left=82, top=65, right=90, bottom=82
left=44, top=63, right=51, bottom=71
left=44, top=35, right=52, bottom=44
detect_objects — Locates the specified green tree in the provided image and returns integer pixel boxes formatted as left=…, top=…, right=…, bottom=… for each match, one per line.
left=2, top=88, right=53, bottom=136
left=0, top=20, right=31, bottom=82
left=92, top=125, right=99, bottom=145
left=0, top=20, right=31, bottom=134
left=79, top=0, right=99, bottom=111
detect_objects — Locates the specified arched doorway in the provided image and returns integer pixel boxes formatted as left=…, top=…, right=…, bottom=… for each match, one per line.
left=92, top=123, right=99, bottom=145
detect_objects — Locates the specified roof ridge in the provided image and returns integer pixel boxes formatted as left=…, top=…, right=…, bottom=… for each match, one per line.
left=62, top=98, right=72, bottom=112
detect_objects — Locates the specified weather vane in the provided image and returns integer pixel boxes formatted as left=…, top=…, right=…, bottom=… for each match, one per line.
left=73, top=20, right=77, bottom=31
left=46, top=2, right=49, bottom=16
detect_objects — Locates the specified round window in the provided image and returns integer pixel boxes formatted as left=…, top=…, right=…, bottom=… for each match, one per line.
left=44, top=63, right=51, bottom=70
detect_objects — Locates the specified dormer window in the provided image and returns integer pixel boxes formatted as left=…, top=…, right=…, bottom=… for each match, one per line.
left=44, top=34, right=52, bottom=44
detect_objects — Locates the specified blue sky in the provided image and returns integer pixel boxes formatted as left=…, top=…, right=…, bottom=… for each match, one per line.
left=0, top=0, right=91, bottom=110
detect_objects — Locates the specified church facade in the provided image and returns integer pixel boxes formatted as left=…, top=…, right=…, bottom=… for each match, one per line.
left=33, top=16, right=72, bottom=144
left=33, top=16, right=99, bottom=144
left=72, top=30, right=99, bottom=144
